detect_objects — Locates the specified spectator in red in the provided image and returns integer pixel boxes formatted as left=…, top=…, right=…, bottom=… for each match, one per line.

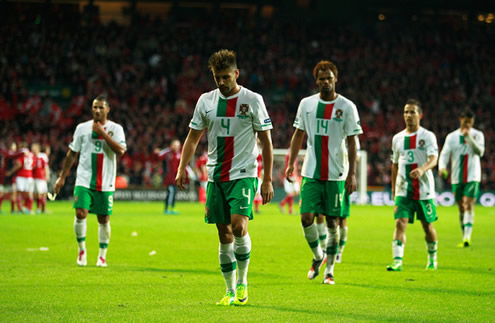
left=0, top=142, right=24, bottom=213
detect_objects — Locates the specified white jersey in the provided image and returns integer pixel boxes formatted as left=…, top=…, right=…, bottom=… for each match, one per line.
left=293, top=94, right=362, bottom=181
left=69, top=120, right=126, bottom=192
left=189, top=86, right=272, bottom=182
left=391, top=127, right=438, bottom=200
left=439, top=128, right=484, bottom=184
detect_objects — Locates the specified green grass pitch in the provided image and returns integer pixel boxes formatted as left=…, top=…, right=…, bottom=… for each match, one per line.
left=1, top=201, right=494, bottom=321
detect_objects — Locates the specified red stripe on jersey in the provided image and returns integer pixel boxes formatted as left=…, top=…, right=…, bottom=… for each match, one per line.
left=96, top=154, right=104, bottom=191
left=411, top=163, right=420, bottom=200
left=226, top=97, right=238, bottom=117
left=321, top=136, right=329, bottom=180
left=409, top=134, right=417, bottom=149
left=220, top=137, right=234, bottom=182
left=463, top=154, right=468, bottom=183
left=324, top=104, right=334, bottom=120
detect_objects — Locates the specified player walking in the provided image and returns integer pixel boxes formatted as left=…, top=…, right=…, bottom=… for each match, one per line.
left=32, top=143, right=50, bottom=214
left=54, top=95, right=126, bottom=267
left=286, top=60, right=362, bottom=285
left=388, top=99, right=439, bottom=271
left=439, top=109, right=484, bottom=247
left=176, top=49, right=274, bottom=306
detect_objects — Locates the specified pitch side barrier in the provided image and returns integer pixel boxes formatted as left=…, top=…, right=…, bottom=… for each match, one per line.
left=351, top=191, right=495, bottom=207
left=114, top=189, right=197, bottom=201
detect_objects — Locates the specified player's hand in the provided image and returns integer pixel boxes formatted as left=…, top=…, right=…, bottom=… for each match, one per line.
left=345, top=174, right=357, bottom=195
left=53, top=176, right=65, bottom=194
left=92, top=121, right=106, bottom=137
left=409, top=167, right=424, bottom=179
left=285, top=166, right=294, bottom=182
left=460, top=127, right=469, bottom=136
left=261, top=180, right=274, bottom=205
left=175, top=170, right=188, bottom=190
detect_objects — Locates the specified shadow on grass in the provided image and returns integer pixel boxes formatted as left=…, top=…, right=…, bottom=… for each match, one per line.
left=118, top=266, right=286, bottom=279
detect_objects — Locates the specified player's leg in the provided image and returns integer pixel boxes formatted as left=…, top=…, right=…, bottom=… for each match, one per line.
left=206, top=181, right=236, bottom=305
left=169, top=185, right=179, bottom=215
left=25, top=179, right=34, bottom=214
left=388, top=217, right=408, bottom=271
left=454, top=183, right=466, bottom=243
left=418, top=199, right=438, bottom=269
left=461, top=196, right=476, bottom=246
left=93, top=191, right=113, bottom=267
left=323, top=215, right=339, bottom=284
left=336, top=217, right=348, bottom=263
left=299, top=178, right=325, bottom=279
left=316, top=213, right=327, bottom=261
left=73, top=186, right=92, bottom=266
left=164, top=185, right=170, bottom=214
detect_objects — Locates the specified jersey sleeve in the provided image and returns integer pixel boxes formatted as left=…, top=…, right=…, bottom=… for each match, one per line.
left=68, top=124, right=83, bottom=153
left=293, top=100, right=305, bottom=131
left=344, top=103, right=363, bottom=137
left=114, top=124, right=127, bottom=150
left=251, top=94, right=273, bottom=132
left=426, top=131, right=439, bottom=157
left=391, top=135, right=400, bottom=164
left=474, top=130, right=485, bottom=157
left=438, top=134, right=452, bottom=169
left=189, top=95, right=206, bottom=130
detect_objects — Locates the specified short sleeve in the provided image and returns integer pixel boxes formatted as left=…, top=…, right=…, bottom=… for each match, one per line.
left=344, top=103, right=363, bottom=137
left=189, top=95, right=206, bottom=130
left=293, top=100, right=305, bottom=131
left=426, top=131, right=438, bottom=157
left=114, top=124, right=127, bottom=150
left=391, top=135, right=399, bottom=164
left=68, top=125, right=82, bottom=153
left=251, top=94, right=273, bottom=132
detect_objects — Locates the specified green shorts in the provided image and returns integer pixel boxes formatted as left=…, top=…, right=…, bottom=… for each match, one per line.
left=73, top=186, right=114, bottom=215
left=452, top=182, right=480, bottom=202
left=300, top=177, right=345, bottom=217
left=342, top=194, right=351, bottom=218
left=394, top=196, right=437, bottom=224
left=205, top=178, right=258, bottom=224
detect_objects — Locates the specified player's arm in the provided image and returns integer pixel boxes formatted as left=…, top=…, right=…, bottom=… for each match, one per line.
left=410, top=155, right=437, bottom=179
left=345, top=135, right=358, bottom=195
left=53, top=149, right=78, bottom=194
left=93, top=122, right=126, bottom=157
left=6, top=160, right=22, bottom=177
left=464, top=132, right=484, bottom=156
left=286, top=129, right=305, bottom=182
left=176, top=129, right=204, bottom=190
left=45, top=164, right=50, bottom=182
left=391, top=163, right=398, bottom=199
left=438, top=139, right=451, bottom=179
left=258, top=130, right=274, bottom=204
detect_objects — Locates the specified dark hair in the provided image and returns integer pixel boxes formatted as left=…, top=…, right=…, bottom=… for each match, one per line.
left=94, top=95, right=109, bottom=106
left=313, top=60, right=338, bottom=80
left=208, top=49, right=237, bottom=72
left=460, top=108, right=475, bottom=119
left=405, top=98, right=422, bottom=114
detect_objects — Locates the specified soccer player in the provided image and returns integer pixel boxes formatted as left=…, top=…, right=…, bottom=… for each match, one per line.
left=279, top=152, right=300, bottom=215
left=286, top=60, right=362, bottom=285
left=54, top=95, right=126, bottom=267
left=438, top=109, right=484, bottom=248
left=32, top=143, right=50, bottom=214
left=155, top=139, right=181, bottom=215
left=194, top=149, right=208, bottom=204
left=0, top=142, right=23, bottom=214
left=175, top=49, right=274, bottom=306
left=388, top=99, right=439, bottom=271
left=12, top=143, right=34, bottom=214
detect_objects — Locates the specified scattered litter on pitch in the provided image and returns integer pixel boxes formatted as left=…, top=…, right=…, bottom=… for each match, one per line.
left=149, top=250, right=156, bottom=256
left=27, top=247, right=50, bottom=251
left=131, top=231, right=138, bottom=237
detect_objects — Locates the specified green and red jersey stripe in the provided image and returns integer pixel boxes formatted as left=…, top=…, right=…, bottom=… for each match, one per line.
left=91, top=131, right=104, bottom=191
left=214, top=136, right=234, bottom=182
left=316, top=102, right=334, bottom=119
left=217, top=97, right=238, bottom=117
left=459, top=154, right=468, bottom=183
left=404, top=134, right=417, bottom=150
left=313, top=135, right=329, bottom=180
left=405, top=163, right=420, bottom=200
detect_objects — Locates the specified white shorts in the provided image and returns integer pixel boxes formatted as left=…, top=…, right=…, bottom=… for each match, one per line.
left=0, top=184, right=15, bottom=194
left=34, top=179, right=48, bottom=194
left=284, top=179, right=300, bottom=195
left=16, top=177, right=34, bottom=193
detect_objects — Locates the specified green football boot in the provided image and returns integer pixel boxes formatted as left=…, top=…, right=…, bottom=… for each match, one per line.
left=216, top=291, right=235, bottom=306
left=233, top=284, right=248, bottom=306
left=386, top=260, right=403, bottom=271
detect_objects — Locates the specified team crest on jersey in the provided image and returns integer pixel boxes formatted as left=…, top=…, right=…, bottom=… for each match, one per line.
left=418, top=139, right=426, bottom=150
left=108, top=131, right=114, bottom=137
left=333, top=109, right=344, bottom=122
left=237, top=104, right=249, bottom=119
left=74, top=195, right=79, bottom=202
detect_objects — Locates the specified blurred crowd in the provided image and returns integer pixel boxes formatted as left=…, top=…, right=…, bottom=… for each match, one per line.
left=1, top=4, right=494, bottom=195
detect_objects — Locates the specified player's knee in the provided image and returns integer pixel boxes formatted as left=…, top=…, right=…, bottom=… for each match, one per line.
left=300, top=214, right=314, bottom=227
left=75, top=209, right=88, bottom=219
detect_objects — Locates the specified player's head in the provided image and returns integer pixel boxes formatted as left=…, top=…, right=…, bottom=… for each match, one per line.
left=9, top=142, right=17, bottom=151
left=459, top=108, right=475, bottom=130
left=313, top=60, right=338, bottom=96
left=208, top=49, right=239, bottom=97
left=403, top=99, right=422, bottom=129
left=31, top=143, right=40, bottom=155
left=92, top=95, right=110, bottom=122
left=170, top=139, right=181, bottom=152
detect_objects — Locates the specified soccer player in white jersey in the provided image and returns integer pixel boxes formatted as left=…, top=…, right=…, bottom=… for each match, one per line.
left=439, top=109, right=484, bottom=248
left=54, top=95, right=126, bottom=267
left=176, top=50, right=274, bottom=306
left=388, top=99, right=439, bottom=272
left=286, top=60, right=363, bottom=285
